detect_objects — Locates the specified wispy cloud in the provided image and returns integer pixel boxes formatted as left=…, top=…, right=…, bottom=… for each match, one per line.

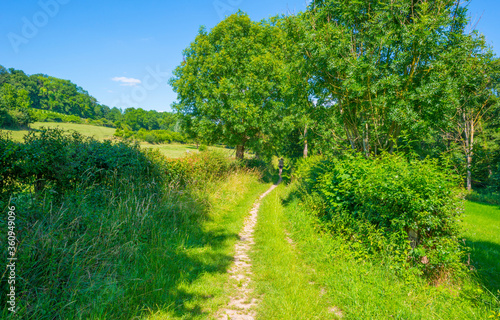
left=112, top=76, right=141, bottom=86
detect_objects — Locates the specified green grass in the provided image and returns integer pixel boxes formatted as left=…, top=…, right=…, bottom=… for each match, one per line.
left=0, top=122, right=116, bottom=142
left=1, top=166, right=271, bottom=319
left=138, top=173, right=271, bottom=320
left=140, top=143, right=237, bottom=159
left=252, top=185, right=338, bottom=319
left=1, top=122, right=241, bottom=159
left=251, top=183, right=496, bottom=319
left=463, top=201, right=500, bottom=298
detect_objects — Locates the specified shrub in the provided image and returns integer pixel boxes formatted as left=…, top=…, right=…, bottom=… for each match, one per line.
left=296, top=152, right=465, bottom=279
left=1, top=127, right=163, bottom=199
left=0, top=132, right=22, bottom=199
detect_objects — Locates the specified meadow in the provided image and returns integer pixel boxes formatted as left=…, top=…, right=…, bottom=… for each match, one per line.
left=1, top=127, right=499, bottom=319
left=1, top=122, right=116, bottom=142
left=2, top=1, right=500, bottom=318
left=0, top=122, right=235, bottom=158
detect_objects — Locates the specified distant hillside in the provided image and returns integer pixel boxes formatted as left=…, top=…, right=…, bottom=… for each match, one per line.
left=0, top=65, right=178, bottom=132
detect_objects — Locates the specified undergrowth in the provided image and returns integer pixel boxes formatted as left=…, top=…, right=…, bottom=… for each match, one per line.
left=295, top=152, right=466, bottom=282
left=0, top=128, right=266, bottom=319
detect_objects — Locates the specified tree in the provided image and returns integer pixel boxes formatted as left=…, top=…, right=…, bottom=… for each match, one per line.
left=298, top=0, right=470, bottom=155
left=0, top=83, right=33, bottom=127
left=445, top=33, right=500, bottom=190
left=170, top=12, right=286, bottom=159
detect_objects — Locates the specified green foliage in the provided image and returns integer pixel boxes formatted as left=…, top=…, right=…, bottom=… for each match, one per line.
left=295, top=0, right=471, bottom=154
left=121, top=107, right=178, bottom=131
left=156, top=150, right=242, bottom=189
left=0, top=83, right=34, bottom=128
left=0, top=128, right=162, bottom=199
left=32, top=108, right=84, bottom=123
left=170, top=12, right=287, bottom=158
left=263, top=184, right=498, bottom=319
left=465, top=189, right=500, bottom=206
left=0, top=132, right=21, bottom=197
left=0, top=128, right=253, bottom=318
left=198, top=144, right=207, bottom=152
left=114, top=128, right=187, bottom=144
left=0, top=66, right=183, bottom=139
left=296, top=153, right=465, bottom=279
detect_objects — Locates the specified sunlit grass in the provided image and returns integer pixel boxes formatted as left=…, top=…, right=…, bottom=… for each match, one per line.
left=140, top=143, right=237, bottom=159
left=462, top=201, right=500, bottom=297
left=0, top=154, right=270, bottom=319
left=253, top=185, right=337, bottom=319
left=0, top=122, right=116, bottom=142
left=1, top=122, right=241, bottom=159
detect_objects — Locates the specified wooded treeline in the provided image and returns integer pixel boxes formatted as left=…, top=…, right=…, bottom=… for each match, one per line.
left=0, top=65, right=178, bottom=132
left=170, top=0, right=500, bottom=190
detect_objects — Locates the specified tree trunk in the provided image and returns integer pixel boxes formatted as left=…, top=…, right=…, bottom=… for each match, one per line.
left=236, top=145, right=245, bottom=160
left=363, top=122, right=370, bottom=157
left=465, top=120, right=474, bottom=191
left=303, top=124, right=308, bottom=158
left=466, top=155, right=472, bottom=191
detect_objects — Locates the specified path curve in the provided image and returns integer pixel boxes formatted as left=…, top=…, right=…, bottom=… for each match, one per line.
left=218, top=184, right=277, bottom=320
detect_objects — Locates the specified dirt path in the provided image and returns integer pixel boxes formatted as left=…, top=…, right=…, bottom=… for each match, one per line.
left=217, top=184, right=277, bottom=320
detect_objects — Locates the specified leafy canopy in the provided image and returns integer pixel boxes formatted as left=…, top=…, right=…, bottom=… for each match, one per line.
left=170, top=12, right=287, bottom=158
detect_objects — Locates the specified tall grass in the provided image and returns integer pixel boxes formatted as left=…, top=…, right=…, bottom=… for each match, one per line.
left=0, top=129, right=269, bottom=319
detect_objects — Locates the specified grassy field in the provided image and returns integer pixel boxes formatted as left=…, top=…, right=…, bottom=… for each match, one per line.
left=251, top=184, right=497, bottom=319
left=141, top=143, right=237, bottom=158
left=253, top=185, right=338, bottom=319
left=1, top=122, right=240, bottom=158
left=463, top=201, right=500, bottom=299
left=1, top=122, right=116, bottom=142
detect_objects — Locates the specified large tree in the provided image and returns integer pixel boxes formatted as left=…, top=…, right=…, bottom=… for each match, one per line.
left=170, top=12, right=286, bottom=159
left=298, top=0, right=471, bottom=155
left=444, top=33, right=499, bottom=190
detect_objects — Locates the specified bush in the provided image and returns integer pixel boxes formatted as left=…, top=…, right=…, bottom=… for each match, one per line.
left=0, top=127, right=163, bottom=200
left=296, top=152, right=465, bottom=279
left=114, top=128, right=187, bottom=144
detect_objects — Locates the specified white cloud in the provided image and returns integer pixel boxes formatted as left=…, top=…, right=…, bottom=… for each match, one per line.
left=112, top=76, right=141, bottom=86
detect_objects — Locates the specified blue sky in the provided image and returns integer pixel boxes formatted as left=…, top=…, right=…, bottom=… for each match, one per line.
left=0, top=0, right=498, bottom=112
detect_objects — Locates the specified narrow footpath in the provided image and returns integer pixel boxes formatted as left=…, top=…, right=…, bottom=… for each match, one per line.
left=217, top=184, right=278, bottom=320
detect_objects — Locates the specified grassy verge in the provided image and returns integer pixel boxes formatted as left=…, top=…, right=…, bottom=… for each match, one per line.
left=252, top=183, right=498, bottom=319
left=252, top=185, right=338, bottom=319
left=463, top=201, right=500, bottom=300
left=142, top=173, right=271, bottom=320
left=1, top=153, right=270, bottom=319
